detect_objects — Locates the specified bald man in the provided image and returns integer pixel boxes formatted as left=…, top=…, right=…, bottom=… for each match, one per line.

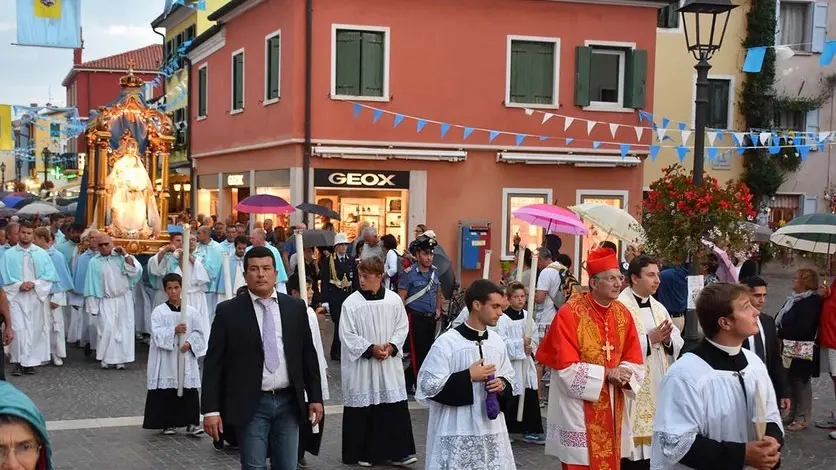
left=71, top=229, right=102, bottom=357
left=247, top=228, right=289, bottom=293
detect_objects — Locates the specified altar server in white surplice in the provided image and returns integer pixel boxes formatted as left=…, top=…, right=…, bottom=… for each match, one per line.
left=652, top=282, right=784, bottom=470
left=417, top=279, right=517, bottom=470
left=34, top=227, right=75, bottom=367
left=617, top=255, right=683, bottom=470
left=172, top=232, right=211, bottom=330
left=143, top=272, right=206, bottom=436
left=84, top=235, right=143, bottom=369
left=1, top=223, right=58, bottom=376
left=339, top=257, right=416, bottom=467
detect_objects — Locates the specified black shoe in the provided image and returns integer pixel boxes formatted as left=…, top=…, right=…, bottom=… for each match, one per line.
left=212, top=440, right=224, bottom=451
left=23, top=367, right=35, bottom=375
left=12, top=364, right=23, bottom=376
left=84, top=344, right=93, bottom=358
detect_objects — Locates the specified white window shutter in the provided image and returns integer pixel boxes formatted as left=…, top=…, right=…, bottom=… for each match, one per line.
left=803, top=196, right=819, bottom=215
left=806, top=108, right=820, bottom=152
left=775, top=0, right=782, bottom=44
left=812, top=1, right=829, bottom=53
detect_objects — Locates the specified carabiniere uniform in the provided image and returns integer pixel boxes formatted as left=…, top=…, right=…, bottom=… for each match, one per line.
left=400, top=236, right=441, bottom=392
left=322, top=251, right=355, bottom=361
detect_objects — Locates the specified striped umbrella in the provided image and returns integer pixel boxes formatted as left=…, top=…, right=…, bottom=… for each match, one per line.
left=770, top=213, right=836, bottom=254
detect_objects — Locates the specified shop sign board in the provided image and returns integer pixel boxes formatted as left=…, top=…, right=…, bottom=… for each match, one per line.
left=314, top=169, right=410, bottom=189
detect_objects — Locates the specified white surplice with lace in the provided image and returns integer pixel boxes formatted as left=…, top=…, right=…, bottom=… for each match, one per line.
left=339, top=289, right=409, bottom=408
left=146, top=303, right=207, bottom=390
left=416, top=325, right=519, bottom=470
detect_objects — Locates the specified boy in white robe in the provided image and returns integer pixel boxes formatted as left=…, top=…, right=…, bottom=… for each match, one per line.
left=1, top=222, right=58, bottom=376
left=494, top=281, right=544, bottom=444
left=617, top=255, right=683, bottom=470
left=289, top=273, right=330, bottom=468
left=142, top=272, right=206, bottom=436
left=339, top=257, right=416, bottom=467
left=417, top=279, right=517, bottom=470
left=652, top=282, right=783, bottom=470
left=33, top=227, right=75, bottom=367
left=83, top=235, right=143, bottom=370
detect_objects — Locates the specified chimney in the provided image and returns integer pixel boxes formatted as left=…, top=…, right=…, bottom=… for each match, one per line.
left=73, top=27, right=84, bottom=65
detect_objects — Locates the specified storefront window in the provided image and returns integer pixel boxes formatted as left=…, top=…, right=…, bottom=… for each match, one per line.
left=577, top=193, right=625, bottom=284
left=196, top=175, right=219, bottom=219
left=501, top=188, right=552, bottom=260
left=222, top=172, right=250, bottom=224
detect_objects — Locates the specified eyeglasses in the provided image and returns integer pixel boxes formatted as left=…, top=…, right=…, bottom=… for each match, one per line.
left=593, top=275, right=624, bottom=285
left=0, top=441, right=41, bottom=464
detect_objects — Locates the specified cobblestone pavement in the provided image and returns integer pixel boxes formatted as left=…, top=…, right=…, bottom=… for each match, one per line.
left=4, top=269, right=836, bottom=468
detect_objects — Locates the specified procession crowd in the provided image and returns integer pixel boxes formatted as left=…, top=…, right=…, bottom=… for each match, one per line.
left=0, top=213, right=835, bottom=470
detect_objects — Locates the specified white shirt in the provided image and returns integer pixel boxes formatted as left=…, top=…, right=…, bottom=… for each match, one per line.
left=249, top=289, right=291, bottom=391
left=747, top=316, right=766, bottom=355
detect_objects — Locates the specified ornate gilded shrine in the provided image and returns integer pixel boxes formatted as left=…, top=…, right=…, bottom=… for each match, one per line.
left=84, top=63, right=175, bottom=254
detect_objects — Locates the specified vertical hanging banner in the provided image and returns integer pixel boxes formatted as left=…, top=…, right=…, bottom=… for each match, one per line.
left=16, top=0, right=82, bottom=49
left=0, top=105, right=12, bottom=151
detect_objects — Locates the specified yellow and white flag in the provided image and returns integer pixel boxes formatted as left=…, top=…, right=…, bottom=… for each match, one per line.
left=16, top=0, right=81, bottom=48
left=33, top=0, right=62, bottom=19
left=0, top=105, right=12, bottom=151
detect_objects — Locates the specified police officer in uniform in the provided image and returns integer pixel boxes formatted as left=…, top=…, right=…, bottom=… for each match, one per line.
left=399, top=235, right=442, bottom=392
left=320, top=232, right=356, bottom=361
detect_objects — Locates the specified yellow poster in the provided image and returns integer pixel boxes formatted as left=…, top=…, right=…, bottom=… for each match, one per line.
left=0, top=105, right=12, bottom=151
left=33, top=0, right=62, bottom=19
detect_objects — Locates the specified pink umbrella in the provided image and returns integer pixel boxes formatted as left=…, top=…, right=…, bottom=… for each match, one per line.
left=512, top=203, right=588, bottom=236
left=236, top=194, right=296, bottom=214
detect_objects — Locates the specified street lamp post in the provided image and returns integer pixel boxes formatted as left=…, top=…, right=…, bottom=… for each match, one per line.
left=1, top=162, right=7, bottom=188
left=42, top=147, right=51, bottom=185
left=676, top=0, right=738, bottom=349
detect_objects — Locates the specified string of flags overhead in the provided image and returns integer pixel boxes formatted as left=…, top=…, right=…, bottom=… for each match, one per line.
left=349, top=102, right=833, bottom=163
left=743, top=41, right=836, bottom=73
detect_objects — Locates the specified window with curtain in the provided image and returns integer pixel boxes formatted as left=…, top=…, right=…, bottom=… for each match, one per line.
left=780, top=2, right=811, bottom=51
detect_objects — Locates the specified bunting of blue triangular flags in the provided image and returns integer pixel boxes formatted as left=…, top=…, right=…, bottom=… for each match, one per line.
left=516, top=134, right=526, bottom=146
left=373, top=109, right=383, bottom=123
left=620, top=144, right=630, bottom=159
left=393, top=114, right=404, bottom=128
left=593, top=141, right=601, bottom=149
left=440, top=123, right=451, bottom=138
left=416, top=120, right=427, bottom=133
left=649, top=145, right=660, bottom=161
left=489, top=131, right=500, bottom=143
left=463, top=127, right=474, bottom=139
left=707, top=147, right=718, bottom=162
left=565, top=137, right=574, bottom=145
left=675, top=146, right=690, bottom=163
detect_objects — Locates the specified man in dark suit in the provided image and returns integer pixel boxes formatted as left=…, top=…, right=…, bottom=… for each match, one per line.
left=202, top=246, right=323, bottom=470
left=741, top=276, right=791, bottom=411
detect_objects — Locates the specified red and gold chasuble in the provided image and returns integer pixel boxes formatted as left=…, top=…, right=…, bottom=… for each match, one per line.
left=536, top=293, right=644, bottom=470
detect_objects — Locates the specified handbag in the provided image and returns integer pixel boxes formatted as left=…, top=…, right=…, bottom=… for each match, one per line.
left=781, top=339, right=815, bottom=361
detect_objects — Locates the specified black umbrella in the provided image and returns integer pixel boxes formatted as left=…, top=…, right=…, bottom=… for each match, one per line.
left=55, top=197, right=78, bottom=206
left=296, top=203, right=340, bottom=220
left=302, top=229, right=336, bottom=247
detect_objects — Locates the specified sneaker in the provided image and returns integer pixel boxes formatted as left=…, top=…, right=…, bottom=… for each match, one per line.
left=522, top=433, right=546, bottom=445
left=212, top=440, right=224, bottom=451
left=162, top=428, right=176, bottom=435
left=298, top=457, right=309, bottom=468
left=100, top=361, right=109, bottom=369
left=53, top=356, right=63, bottom=367
left=357, top=462, right=372, bottom=467
left=11, top=364, right=23, bottom=376
left=23, top=367, right=35, bottom=375
left=830, top=430, right=836, bottom=439
left=387, top=455, right=418, bottom=467
left=186, top=425, right=204, bottom=437
left=815, top=412, right=836, bottom=429
left=115, top=364, right=126, bottom=370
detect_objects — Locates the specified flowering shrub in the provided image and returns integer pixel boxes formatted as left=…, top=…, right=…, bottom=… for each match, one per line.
left=643, top=164, right=756, bottom=263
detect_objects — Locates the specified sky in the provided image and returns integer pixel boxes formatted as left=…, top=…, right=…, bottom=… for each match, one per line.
left=0, top=0, right=166, bottom=107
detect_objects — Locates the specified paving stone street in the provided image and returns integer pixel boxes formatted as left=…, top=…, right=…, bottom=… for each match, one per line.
left=4, top=268, right=836, bottom=469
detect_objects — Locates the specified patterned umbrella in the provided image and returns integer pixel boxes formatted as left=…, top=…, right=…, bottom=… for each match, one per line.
left=235, top=194, right=295, bottom=214
left=770, top=213, right=836, bottom=254
left=569, top=202, right=645, bottom=245
left=2, top=192, right=36, bottom=208
left=511, top=203, right=587, bottom=236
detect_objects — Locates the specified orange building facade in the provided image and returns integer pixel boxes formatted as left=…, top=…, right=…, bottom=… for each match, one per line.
left=188, top=0, right=665, bottom=284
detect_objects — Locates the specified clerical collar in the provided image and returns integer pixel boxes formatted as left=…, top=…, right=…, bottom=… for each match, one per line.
left=166, top=301, right=181, bottom=312
left=630, top=289, right=651, bottom=308
left=455, top=321, right=489, bottom=341
left=690, top=339, right=748, bottom=373
left=706, top=338, right=742, bottom=356
left=503, top=307, right=524, bottom=321
left=359, top=287, right=386, bottom=301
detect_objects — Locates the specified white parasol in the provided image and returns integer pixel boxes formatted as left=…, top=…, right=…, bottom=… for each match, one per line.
left=16, top=201, right=60, bottom=216
left=568, top=202, right=645, bottom=245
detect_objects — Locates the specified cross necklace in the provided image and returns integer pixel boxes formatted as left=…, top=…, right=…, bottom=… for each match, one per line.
left=586, top=295, right=615, bottom=362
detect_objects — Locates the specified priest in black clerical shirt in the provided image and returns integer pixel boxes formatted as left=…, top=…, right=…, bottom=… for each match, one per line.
left=652, top=283, right=784, bottom=470
left=740, top=276, right=791, bottom=412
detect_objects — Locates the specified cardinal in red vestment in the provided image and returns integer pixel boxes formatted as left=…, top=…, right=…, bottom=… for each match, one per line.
left=535, top=247, right=645, bottom=470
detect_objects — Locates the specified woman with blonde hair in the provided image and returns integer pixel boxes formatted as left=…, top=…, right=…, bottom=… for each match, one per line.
left=777, top=267, right=822, bottom=431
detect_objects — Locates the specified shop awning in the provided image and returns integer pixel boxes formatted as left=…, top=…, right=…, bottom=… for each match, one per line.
left=497, top=152, right=641, bottom=167
left=312, top=146, right=466, bottom=162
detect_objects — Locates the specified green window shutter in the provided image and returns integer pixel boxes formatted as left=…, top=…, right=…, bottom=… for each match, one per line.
left=335, top=30, right=362, bottom=96
left=509, top=41, right=554, bottom=105
left=574, top=46, right=591, bottom=106
left=198, top=68, right=207, bottom=116
left=624, top=49, right=647, bottom=109
left=360, top=32, right=385, bottom=97
left=267, top=36, right=280, bottom=100
left=233, top=53, right=244, bottom=109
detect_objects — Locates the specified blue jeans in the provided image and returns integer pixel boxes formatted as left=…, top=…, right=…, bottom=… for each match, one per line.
left=239, top=391, right=300, bottom=470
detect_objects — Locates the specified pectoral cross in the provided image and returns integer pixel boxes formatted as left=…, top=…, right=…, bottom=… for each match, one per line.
left=601, top=340, right=615, bottom=362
